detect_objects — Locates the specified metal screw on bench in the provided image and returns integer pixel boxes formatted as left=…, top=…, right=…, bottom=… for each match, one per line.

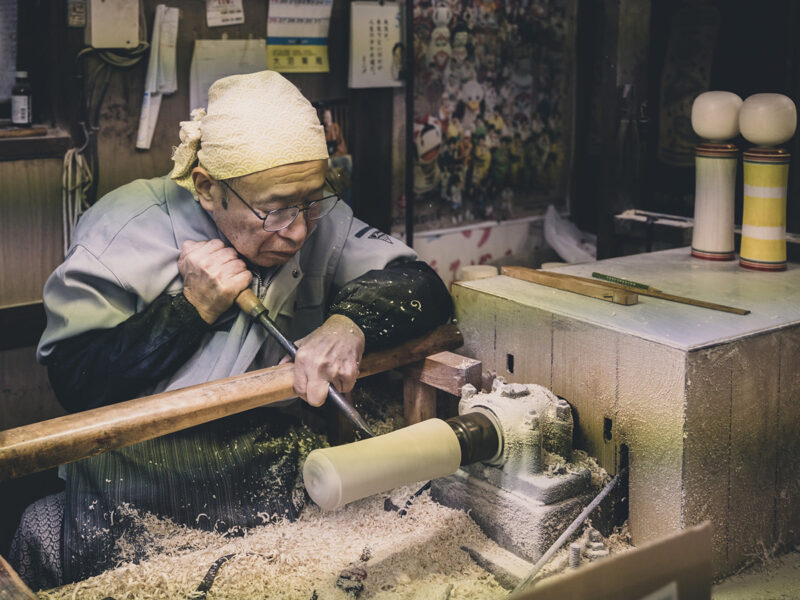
left=568, top=543, right=582, bottom=569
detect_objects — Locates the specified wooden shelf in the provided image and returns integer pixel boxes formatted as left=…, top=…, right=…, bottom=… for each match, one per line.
left=0, top=126, right=71, bottom=161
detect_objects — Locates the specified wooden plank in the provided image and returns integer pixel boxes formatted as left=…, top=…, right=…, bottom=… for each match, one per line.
left=403, top=377, right=437, bottom=425
left=551, top=316, right=618, bottom=474
left=402, top=351, right=482, bottom=396
left=617, top=337, right=685, bottom=546
left=776, top=328, right=800, bottom=549
left=727, top=333, right=780, bottom=571
left=501, top=266, right=639, bottom=305
left=0, top=159, right=64, bottom=306
left=683, top=344, right=734, bottom=575
left=0, top=126, right=47, bottom=139
left=517, top=522, right=712, bottom=600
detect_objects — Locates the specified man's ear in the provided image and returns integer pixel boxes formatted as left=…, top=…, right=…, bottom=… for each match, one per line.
left=192, top=166, right=216, bottom=212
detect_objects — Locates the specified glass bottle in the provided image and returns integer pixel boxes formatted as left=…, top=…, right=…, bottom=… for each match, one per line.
left=11, top=71, right=32, bottom=126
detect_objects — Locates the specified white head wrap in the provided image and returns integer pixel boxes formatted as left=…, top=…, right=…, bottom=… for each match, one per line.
left=170, top=70, right=329, bottom=198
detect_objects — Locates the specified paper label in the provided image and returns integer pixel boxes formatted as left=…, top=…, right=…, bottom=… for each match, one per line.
left=348, top=1, right=402, bottom=88
left=206, top=0, right=245, bottom=27
left=266, top=0, right=332, bottom=73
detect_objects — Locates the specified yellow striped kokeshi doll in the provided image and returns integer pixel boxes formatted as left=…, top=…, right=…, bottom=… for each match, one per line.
left=738, top=94, right=797, bottom=271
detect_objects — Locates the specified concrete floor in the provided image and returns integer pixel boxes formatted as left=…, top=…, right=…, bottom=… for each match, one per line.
left=712, top=551, right=800, bottom=599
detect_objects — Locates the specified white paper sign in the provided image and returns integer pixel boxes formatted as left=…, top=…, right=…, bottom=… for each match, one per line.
left=348, top=1, right=402, bottom=89
left=206, top=0, right=245, bottom=27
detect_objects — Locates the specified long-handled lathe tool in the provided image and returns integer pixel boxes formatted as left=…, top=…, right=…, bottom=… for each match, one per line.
left=590, top=271, right=750, bottom=315
left=0, top=323, right=463, bottom=482
left=236, top=289, right=375, bottom=438
left=500, top=266, right=639, bottom=305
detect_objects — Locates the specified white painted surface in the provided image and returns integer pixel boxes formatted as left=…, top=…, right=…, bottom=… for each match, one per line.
left=456, top=247, right=800, bottom=350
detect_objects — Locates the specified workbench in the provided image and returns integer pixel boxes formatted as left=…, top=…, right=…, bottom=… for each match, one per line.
left=452, top=247, right=800, bottom=576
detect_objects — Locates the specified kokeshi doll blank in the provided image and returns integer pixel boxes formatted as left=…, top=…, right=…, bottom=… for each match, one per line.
left=739, top=93, right=797, bottom=271
left=690, top=91, right=742, bottom=260
left=303, top=419, right=462, bottom=510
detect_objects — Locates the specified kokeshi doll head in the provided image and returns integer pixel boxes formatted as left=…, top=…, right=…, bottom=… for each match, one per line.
left=691, top=91, right=743, bottom=142
left=739, top=93, right=797, bottom=147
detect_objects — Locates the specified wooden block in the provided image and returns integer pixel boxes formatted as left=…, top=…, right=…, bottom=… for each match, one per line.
left=402, top=351, right=482, bottom=395
left=727, top=334, right=780, bottom=571
left=501, top=266, right=639, bottom=306
left=403, top=377, right=437, bottom=425
left=683, top=344, right=734, bottom=575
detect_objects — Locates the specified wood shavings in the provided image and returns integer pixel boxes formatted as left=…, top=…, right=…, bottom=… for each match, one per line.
left=39, top=491, right=508, bottom=600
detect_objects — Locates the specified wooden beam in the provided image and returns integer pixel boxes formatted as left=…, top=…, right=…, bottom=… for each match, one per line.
left=0, top=323, right=463, bottom=482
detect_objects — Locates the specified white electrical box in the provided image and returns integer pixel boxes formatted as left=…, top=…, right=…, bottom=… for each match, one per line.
left=85, top=0, right=139, bottom=49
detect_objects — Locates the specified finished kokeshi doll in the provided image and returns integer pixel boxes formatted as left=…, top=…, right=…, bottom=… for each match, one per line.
left=690, top=91, right=743, bottom=261
left=738, top=93, right=797, bottom=271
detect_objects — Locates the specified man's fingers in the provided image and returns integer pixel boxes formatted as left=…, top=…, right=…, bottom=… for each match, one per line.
left=293, top=365, right=308, bottom=402
left=306, top=380, right=330, bottom=407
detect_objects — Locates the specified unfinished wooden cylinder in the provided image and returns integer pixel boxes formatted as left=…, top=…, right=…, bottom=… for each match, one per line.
left=303, top=419, right=462, bottom=510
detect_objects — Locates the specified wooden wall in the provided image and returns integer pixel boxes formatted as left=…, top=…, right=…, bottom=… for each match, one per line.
left=84, top=0, right=351, bottom=198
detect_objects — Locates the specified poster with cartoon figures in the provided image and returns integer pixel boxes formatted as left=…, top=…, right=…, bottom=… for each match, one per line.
left=401, top=0, right=574, bottom=231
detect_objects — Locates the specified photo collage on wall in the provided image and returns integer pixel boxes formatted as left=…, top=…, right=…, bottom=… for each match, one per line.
left=403, top=0, right=574, bottom=232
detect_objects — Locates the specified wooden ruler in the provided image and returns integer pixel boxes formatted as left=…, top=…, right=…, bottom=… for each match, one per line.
left=501, top=266, right=750, bottom=315
left=501, top=266, right=639, bottom=305
left=589, top=271, right=750, bottom=315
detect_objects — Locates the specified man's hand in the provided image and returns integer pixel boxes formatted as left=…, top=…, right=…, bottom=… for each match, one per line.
left=288, top=315, right=366, bottom=407
left=178, top=239, right=252, bottom=324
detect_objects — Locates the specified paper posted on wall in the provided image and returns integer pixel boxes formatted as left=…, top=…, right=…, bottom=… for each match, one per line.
left=206, top=0, right=245, bottom=27
left=189, top=39, right=267, bottom=111
left=136, top=4, right=179, bottom=150
left=266, top=0, right=332, bottom=73
left=349, top=1, right=403, bottom=89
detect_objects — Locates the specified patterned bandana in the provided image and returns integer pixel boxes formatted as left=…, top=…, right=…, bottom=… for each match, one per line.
left=170, top=70, right=329, bottom=198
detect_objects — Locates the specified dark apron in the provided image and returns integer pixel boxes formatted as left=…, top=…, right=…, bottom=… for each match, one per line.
left=61, top=408, right=326, bottom=583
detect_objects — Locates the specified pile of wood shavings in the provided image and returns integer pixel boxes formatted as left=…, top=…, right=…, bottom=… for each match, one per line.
left=39, top=487, right=508, bottom=600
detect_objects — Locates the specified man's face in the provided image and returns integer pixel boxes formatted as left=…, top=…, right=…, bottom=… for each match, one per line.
left=197, top=159, right=328, bottom=267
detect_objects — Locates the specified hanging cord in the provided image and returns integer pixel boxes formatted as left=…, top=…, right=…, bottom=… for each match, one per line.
left=62, top=146, right=94, bottom=255
left=62, top=2, right=150, bottom=255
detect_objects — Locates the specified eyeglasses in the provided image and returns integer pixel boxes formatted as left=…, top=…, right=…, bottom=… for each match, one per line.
left=219, top=178, right=341, bottom=232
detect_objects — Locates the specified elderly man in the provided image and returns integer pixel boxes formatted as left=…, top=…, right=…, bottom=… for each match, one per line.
left=10, top=71, right=451, bottom=589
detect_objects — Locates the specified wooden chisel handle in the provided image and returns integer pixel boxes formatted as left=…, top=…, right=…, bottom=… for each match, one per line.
left=0, top=320, right=463, bottom=482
